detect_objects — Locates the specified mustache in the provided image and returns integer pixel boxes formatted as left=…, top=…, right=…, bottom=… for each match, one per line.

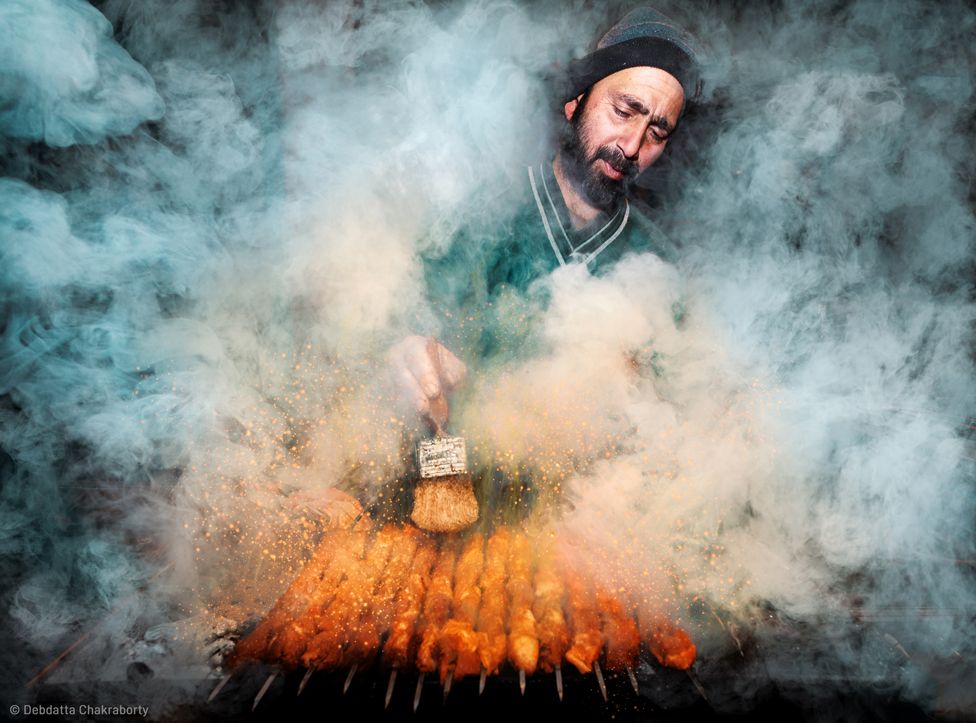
left=592, top=145, right=638, bottom=181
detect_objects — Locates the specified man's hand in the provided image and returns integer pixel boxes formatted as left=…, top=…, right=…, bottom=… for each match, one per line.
left=283, top=487, right=365, bottom=530
left=387, top=335, right=467, bottom=426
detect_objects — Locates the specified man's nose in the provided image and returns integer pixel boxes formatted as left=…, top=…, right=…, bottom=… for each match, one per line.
left=617, top=125, right=644, bottom=160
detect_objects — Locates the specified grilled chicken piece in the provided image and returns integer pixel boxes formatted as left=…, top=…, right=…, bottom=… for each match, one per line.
left=640, top=614, right=697, bottom=670
left=383, top=539, right=438, bottom=669
left=343, top=525, right=423, bottom=667
left=476, top=527, right=510, bottom=674
left=506, top=530, right=539, bottom=674
left=563, top=570, right=603, bottom=674
left=440, top=533, right=484, bottom=679
left=269, top=527, right=368, bottom=666
left=596, top=590, right=640, bottom=670
left=301, top=525, right=396, bottom=668
left=229, top=526, right=367, bottom=668
left=532, top=535, right=570, bottom=673
left=416, top=539, right=459, bottom=675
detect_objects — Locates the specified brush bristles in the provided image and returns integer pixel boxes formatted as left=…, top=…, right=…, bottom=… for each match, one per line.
left=411, top=475, right=479, bottom=533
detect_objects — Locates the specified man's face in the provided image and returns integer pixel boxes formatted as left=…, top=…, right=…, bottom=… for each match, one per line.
left=560, top=66, right=685, bottom=210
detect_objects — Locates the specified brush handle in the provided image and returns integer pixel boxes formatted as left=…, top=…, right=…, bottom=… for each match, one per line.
left=426, top=337, right=449, bottom=435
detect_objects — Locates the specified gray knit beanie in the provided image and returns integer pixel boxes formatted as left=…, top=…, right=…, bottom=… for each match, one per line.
left=565, top=7, right=703, bottom=106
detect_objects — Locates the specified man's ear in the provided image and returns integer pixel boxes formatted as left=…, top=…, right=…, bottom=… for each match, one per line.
left=564, top=95, right=582, bottom=122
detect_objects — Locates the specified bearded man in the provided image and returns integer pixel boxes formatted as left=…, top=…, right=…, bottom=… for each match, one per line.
left=390, top=7, right=703, bottom=427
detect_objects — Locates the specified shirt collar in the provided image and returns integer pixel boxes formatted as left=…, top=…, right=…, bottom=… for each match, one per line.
left=527, top=161, right=630, bottom=268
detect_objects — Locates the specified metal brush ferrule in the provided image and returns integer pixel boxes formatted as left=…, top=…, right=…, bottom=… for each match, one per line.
left=416, top=435, right=468, bottom=479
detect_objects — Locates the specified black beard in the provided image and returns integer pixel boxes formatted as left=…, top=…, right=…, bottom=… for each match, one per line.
left=559, top=104, right=638, bottom=211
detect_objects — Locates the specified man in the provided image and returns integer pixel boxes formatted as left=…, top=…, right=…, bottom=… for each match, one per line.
left=390, top=7, right=702, bottom=425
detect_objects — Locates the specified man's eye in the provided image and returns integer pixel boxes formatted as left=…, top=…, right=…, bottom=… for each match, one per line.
left=648, top=128, right=669, bottom=142
left=613, top=107, right=631, bottom=119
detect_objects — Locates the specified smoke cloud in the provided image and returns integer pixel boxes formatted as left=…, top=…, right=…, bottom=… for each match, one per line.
left=0, top=0, right=972, bottom=716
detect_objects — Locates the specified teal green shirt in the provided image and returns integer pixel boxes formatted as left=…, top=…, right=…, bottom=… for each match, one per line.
left=421, top=160, right=678, bottom=367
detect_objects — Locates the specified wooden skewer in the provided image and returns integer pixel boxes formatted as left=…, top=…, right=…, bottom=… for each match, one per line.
left=519, top=668, right=526, bottom=696
left=443, top=666, right=454, bottom=702
left=384, top=668, right=398, bottom=710
left=413, top=672, right=425, bottom=712
left=297, top=667, right=315, bottom=696
left=687, top=669, right=709, bottom=703
left=207, top=673, right=232, bottom=703
left=626, top=666, right=639, bottom=695
left=342, top=663, right=358, bottom=695
left=555, top=664, right=564, bottom=702
left=252, top=671, right=277, bottom=711
left=26, top=632, right=92, bottom=689
left=593, top=660, right=608, bottom=702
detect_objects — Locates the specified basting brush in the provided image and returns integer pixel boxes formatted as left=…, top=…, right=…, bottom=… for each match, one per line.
left=410, top=338, right=478, bottom=534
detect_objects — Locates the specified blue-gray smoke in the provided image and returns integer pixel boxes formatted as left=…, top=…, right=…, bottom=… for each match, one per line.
left=0, top=0, right=972, bottom=717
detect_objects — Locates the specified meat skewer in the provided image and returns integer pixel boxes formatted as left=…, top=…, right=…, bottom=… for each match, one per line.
left=416, top=538, right=459, bottom=681
left=207, top=673, right=231, bottom=703
left=476, top=526, right=510, bottom=684
left=593, top=660, right=608, bottom=702
left=413, top=672, right=425, bottom=713
left=383, top=538, right=438, bottom=667
left=342, top=665, right=357, bottom=695
left=533, top=533, right=570, bottom=700
left=413, top=538, right=458, bottom=711
left=597, top=590, right=640, bottom=670
left=225, top=526, right=354, bottom=668
left=439, top=532, right=485, bottom=692
left=563, top=569, right=604, bottom=674
left=626, top=665, right=640, bottom=695
left=382, top=537, right=438, bottom=707
left=596, top=588, right=641, bottom=694
left=267, top=527, right=368, bottom=668
left=506, top=529, right=539, bottom=692
left=341, top=525, right=422, bottom=678
left=297, top=666, right=315, bottom=696
left=301, top=524, right=397, bottom=671
left=384, top=668, right=397, bottom=710
left=637, top=612, right=697, bottom=670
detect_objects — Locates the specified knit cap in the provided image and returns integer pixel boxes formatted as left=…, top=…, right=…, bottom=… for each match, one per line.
left=565, top=7, right=702, bottom=106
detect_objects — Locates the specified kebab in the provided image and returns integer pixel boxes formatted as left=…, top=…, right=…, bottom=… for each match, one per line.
left=506, top=529, right=539, bottom=694
left=344, top=524, right=422, bottom=677
left=301, top=524, right=397, bottom=674
left=224, top=525, right=368, bottom=710
left=266, top=527, right=368, bottom=667
left=414, top=538, right=459, bottom=710
left=638, top=612, right=697, bottom=670
left=596, top=589, right=641, bottom=694
left=532, top=534, right=570, bottom=700
left=381, top=536, right=438, bottom=708
left=563, top=567, right=607, bottom=699
left=335, top=525, right=421, bottom=693
left=226, top=525, right=365, bottom=669
left=439, top=532, right=485, bottom=697
left=476, top=526, right=510, bottom=693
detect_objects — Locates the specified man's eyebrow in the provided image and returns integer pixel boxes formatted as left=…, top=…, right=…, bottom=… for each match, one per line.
left=613, top=93, right=673, bottom=133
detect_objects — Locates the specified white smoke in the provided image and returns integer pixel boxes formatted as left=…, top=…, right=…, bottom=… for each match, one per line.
left=0, top=0, right=972, bottom=715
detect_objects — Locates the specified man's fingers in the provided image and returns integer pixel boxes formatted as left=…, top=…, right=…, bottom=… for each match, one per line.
left=388, top=335, right=464, bottom=417
left=403, top=337, right=444, bottom=399
left=436, top=344, right=467, bottom=391
left=395, top=366, right=430, bottom=416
